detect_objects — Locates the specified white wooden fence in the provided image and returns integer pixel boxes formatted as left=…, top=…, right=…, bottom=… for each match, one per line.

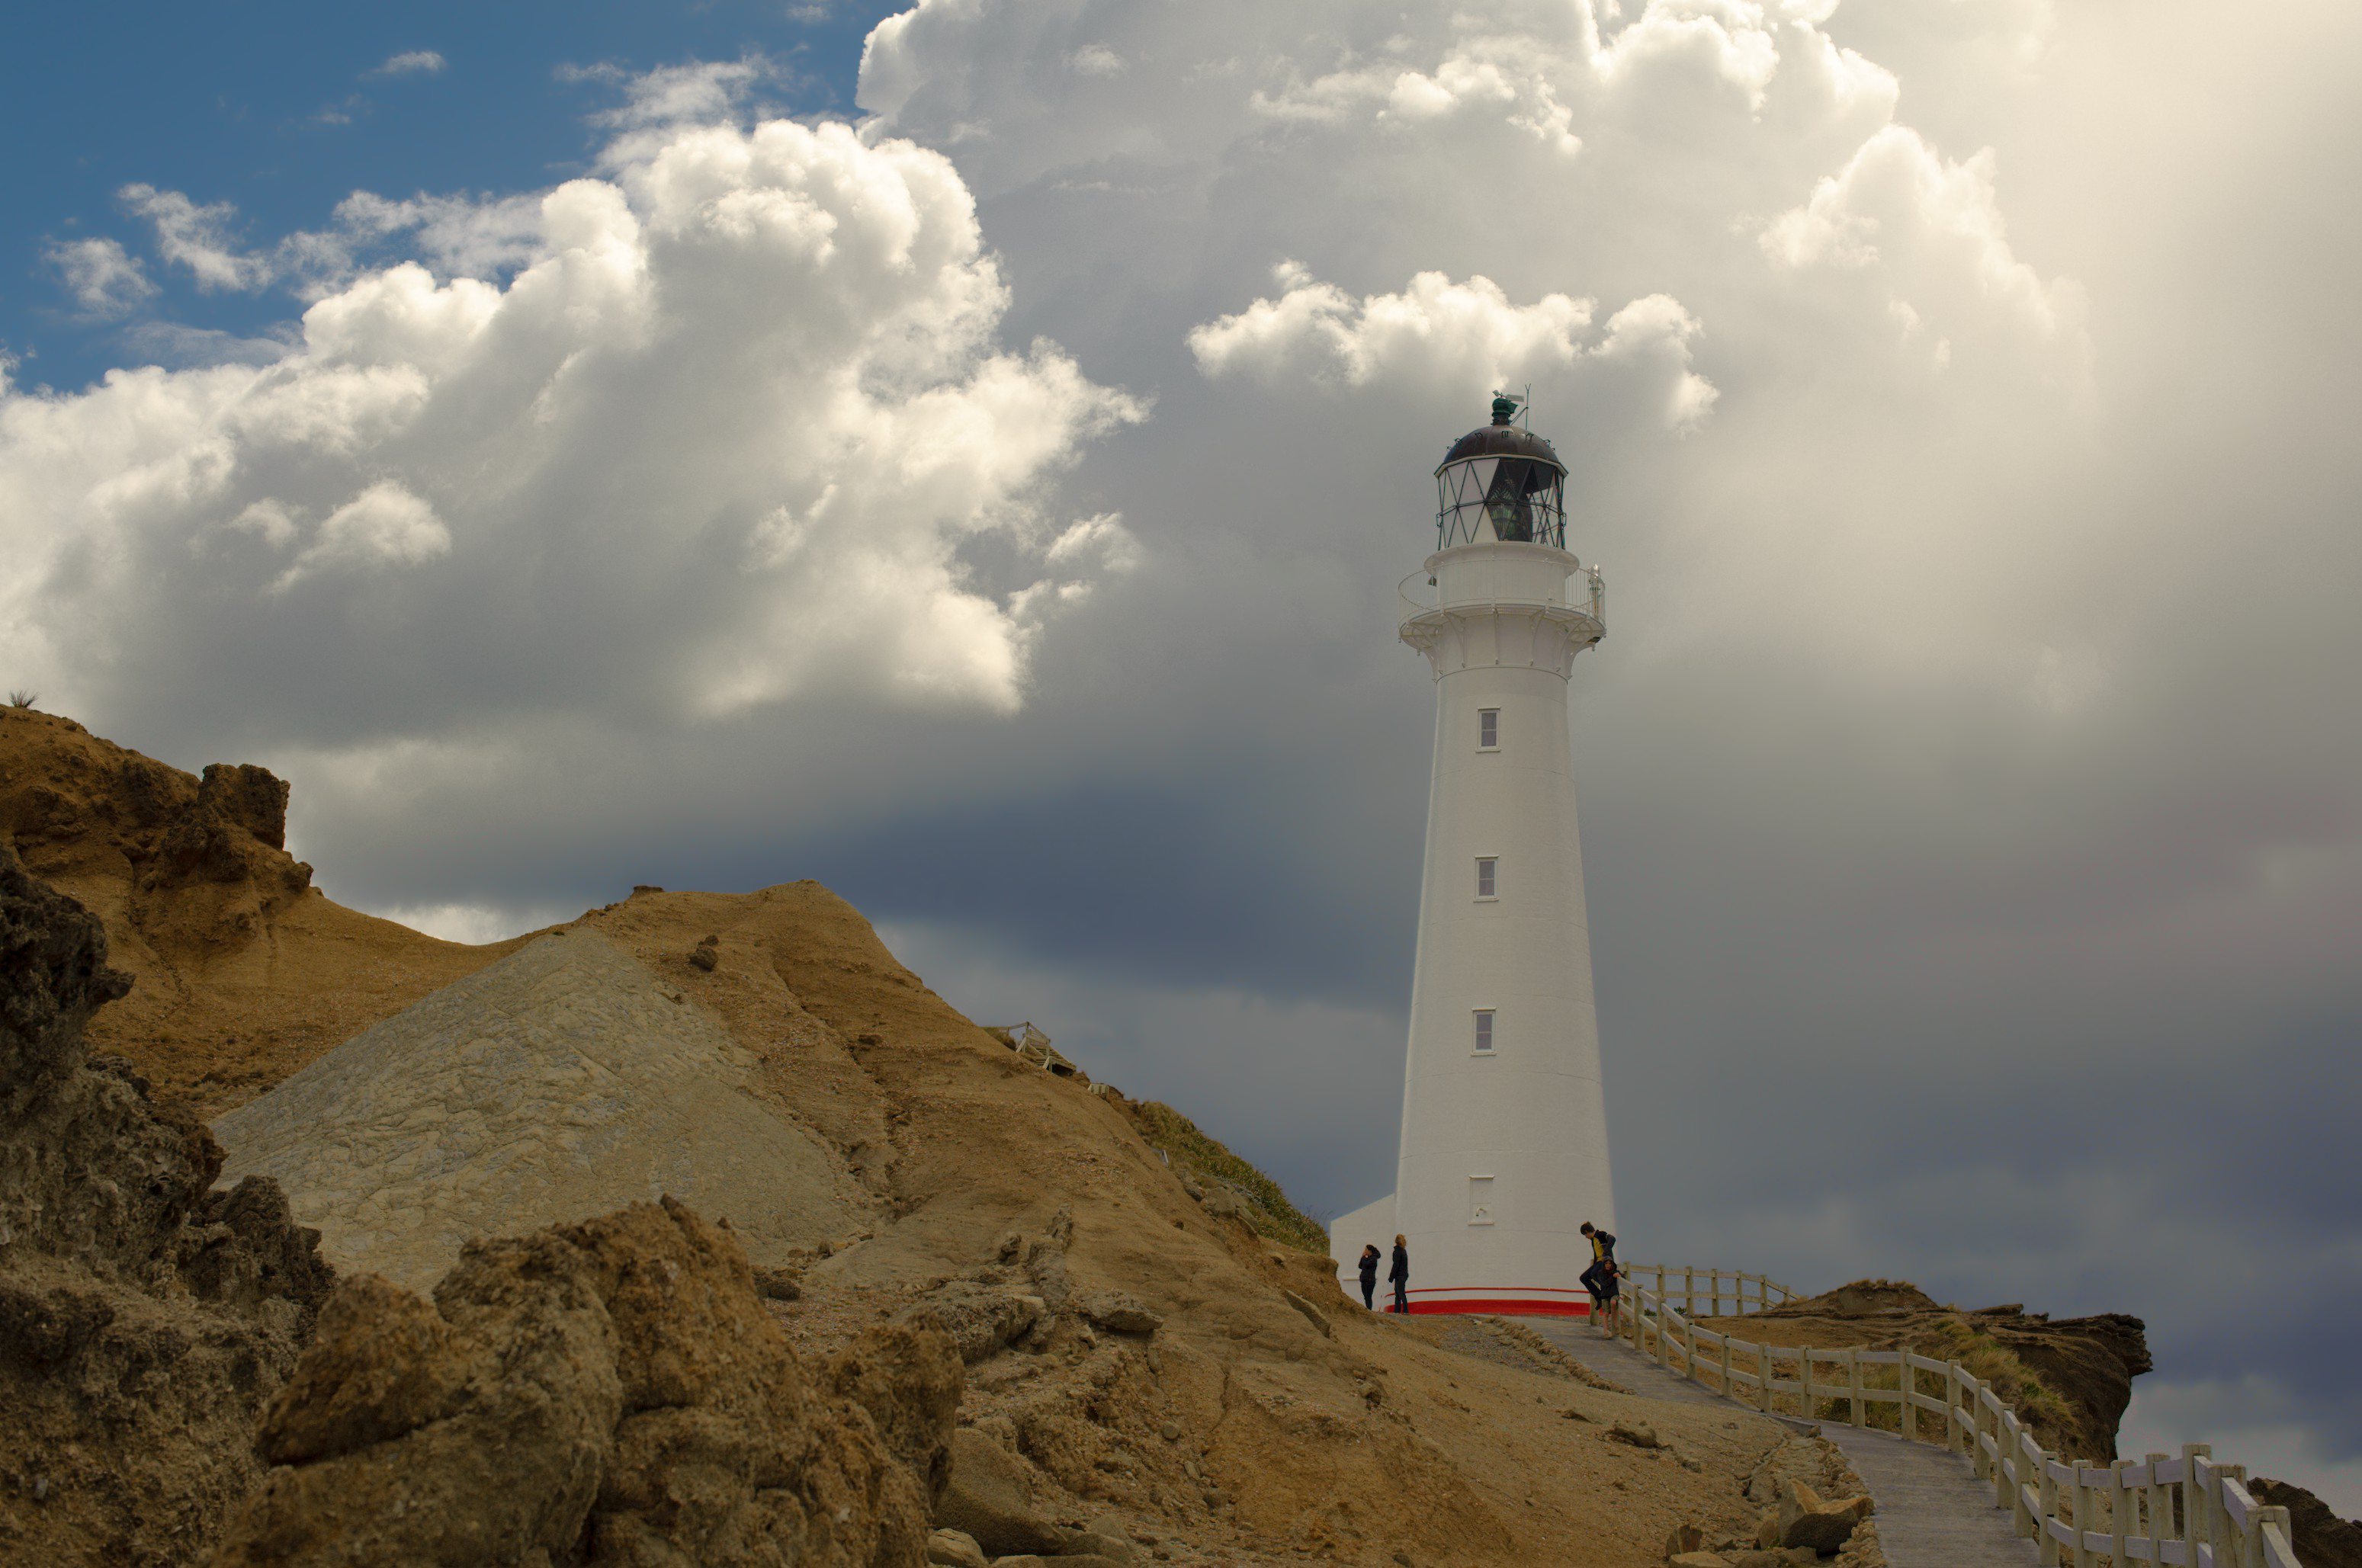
left=1609, top=1264, right=2305, bottom=1568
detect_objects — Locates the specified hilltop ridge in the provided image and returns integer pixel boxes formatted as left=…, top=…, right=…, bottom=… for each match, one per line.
left=0, top=706, right=524, bottom=1111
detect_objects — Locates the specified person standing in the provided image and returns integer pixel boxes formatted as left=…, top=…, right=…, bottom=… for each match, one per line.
left=1579, top=1220, right=1618, bottom=1329
left=1388, top=1234, right=1410, bottom=1313
left=1357, top=1243, right=1381, bottom=1310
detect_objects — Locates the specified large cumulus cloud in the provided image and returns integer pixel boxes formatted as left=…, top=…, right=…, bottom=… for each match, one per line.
left=1, top=114, right=1139, bottom=742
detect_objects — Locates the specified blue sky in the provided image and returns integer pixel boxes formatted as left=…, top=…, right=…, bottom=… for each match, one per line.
left=0, top=2, right=900, bottom=392
left=4, top=0, right=2358, bottom=1515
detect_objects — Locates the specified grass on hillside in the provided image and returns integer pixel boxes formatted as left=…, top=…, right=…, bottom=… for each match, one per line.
left=1125, top=1099, right=1330, bottom=1254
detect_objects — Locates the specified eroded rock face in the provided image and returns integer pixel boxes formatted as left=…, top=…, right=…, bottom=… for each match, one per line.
left=1735, top=1278, right=2152, bottom=1459
left=0, top=842, right=332, bottom=1567
left=210, top=1196, right=962, bottom=1568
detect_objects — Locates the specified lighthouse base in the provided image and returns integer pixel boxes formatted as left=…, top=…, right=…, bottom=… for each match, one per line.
left=1327, top=1192, right=1606, bottom=1318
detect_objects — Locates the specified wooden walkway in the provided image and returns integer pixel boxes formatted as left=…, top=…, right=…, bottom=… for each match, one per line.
left=1520, top=1317, right=2041, bottom=1568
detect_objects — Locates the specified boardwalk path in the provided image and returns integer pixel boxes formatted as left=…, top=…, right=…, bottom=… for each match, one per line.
left=1520, top=1317, right=2040, bottom=1568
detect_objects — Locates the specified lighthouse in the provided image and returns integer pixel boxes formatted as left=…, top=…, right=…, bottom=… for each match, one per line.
left=1330, top=394, right=1614, bottom=1316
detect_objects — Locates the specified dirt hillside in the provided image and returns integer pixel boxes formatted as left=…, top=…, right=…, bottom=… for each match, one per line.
left=213, top=927, right=880, bottom=1286
left=0, top=706, right=522, bottom=1112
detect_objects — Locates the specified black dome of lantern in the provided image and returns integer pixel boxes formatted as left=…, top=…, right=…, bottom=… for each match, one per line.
left=1433, top=394, right=1568, bottom=548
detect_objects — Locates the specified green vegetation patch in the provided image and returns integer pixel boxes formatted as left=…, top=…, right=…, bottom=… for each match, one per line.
left=1126, top=1099, right=1330, bottom=1254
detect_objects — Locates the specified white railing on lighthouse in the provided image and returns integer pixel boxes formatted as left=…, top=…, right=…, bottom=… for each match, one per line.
left=1598, top=1263, right=2306, bottom=1568
left=1397, top=565, right=1607, bottom=630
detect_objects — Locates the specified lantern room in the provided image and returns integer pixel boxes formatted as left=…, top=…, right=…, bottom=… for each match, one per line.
left=1434, top=393, right=1568, bottom=550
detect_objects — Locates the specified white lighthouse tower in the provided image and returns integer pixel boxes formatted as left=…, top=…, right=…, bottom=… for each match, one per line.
left=1330, top=394, right=1614, bottom=1316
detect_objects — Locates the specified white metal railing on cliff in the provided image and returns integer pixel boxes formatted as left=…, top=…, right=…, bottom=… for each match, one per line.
left=1608, top=1263, right=2305, bottom=1568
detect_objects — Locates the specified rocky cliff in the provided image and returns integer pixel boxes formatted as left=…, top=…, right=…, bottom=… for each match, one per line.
left=1699, top=1279, right=2152, bottom=1461
left=0, top=839, right=333, bottom=1564
left=0, top=706, right=521, bottom=1111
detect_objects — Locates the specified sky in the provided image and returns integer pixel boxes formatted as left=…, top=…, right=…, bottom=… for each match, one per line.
left=5, top=0, right=2359, bottom=1512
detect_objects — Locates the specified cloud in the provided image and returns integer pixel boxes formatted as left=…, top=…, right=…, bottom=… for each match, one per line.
left=562, top=56, right=783, bottom=132
left=373, top=50, right=448, bottom=78
left=1189, top=266, right=1716, bottom=432
left=272, top=481, right=451, bottom=589
left=119, top=183, right=274, bottom=292
left=1, top=111, right=1141, bottom=734
left=1762, top=123, right=2088, bottom=386
left=44, top=236, right=156, bottom=317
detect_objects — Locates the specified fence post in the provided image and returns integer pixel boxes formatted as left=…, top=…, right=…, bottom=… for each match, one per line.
left=2126, top=1454, right=2144, bottom=1568
left=2146, top=1453, right=2169, bottom=1567
left=2222, top=1464, right=2248, bottom=1568
left=1848, top=1347, right=1864, bottom=1428
left=1944, top=1360, right=1962, bottom=1452
left=2039, top=1445, right=2060, bottom=1565
left=2184, top=1445, right=2213, bottom=1568
left=2256, top=1506, right=2293, bottom=1568
left=1801, top=1345, right=1815, bottom=1423
left=2071, top=1463, right=2091, bottom=1568
left=2011, top=1416, right=2035, bottom=1532
left=1722, top=1328, right=1734, bottom=1401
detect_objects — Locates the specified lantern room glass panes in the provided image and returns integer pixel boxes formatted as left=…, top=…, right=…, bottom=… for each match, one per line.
left=1436, top=455, right=1566, bottom=549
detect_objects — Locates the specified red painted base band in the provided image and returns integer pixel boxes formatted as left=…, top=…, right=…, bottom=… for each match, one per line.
left=1394, top=1297, right=1593, bottom=1317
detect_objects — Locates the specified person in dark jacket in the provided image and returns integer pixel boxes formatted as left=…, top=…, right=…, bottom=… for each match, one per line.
left=1356, top=1244, right=1381, bottom=1309
left=1580, top=1220, right=1619, bottom=1330
left=1388, top=1234, right=1410, bottom=1313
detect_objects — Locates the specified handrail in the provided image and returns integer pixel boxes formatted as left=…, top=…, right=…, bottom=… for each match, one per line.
left=1597, top=1266, right=2307, bottom=1568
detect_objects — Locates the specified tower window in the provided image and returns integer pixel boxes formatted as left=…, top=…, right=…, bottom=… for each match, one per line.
left=1468, top=1176, right=1495, bottom=1226
left=1478, top=708, right=1499, bottom=749
left=1472, top=1009, right=1495, bottom=1053
left=1475, top=858, right=1497, bottom=898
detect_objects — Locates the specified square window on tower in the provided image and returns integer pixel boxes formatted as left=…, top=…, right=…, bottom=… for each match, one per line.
left=1478, top=708, right=1499, bottom=749
left=1472, top=1009, right=1495, bottom=1053
left=1475, top=857, right=1497, bottom=899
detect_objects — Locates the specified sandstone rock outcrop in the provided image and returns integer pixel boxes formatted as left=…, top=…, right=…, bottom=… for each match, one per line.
left=0, top=842, right=332, bottom=1566
left=210, top=1195, right=961, bottom=1567
left=1707, top=1278, right=2152, bottom=1458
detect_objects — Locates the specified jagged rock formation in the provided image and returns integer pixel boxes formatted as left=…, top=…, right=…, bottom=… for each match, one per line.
left=209, top=1197, right=961, bottom=1568
left=1701, top=1279, right=2152, bottom=1459
left=0, top=841, right=332, bottom=1566
left=0, top=707, right=522, bottom=1111
left=213, top=928, right=878, bottom=1287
